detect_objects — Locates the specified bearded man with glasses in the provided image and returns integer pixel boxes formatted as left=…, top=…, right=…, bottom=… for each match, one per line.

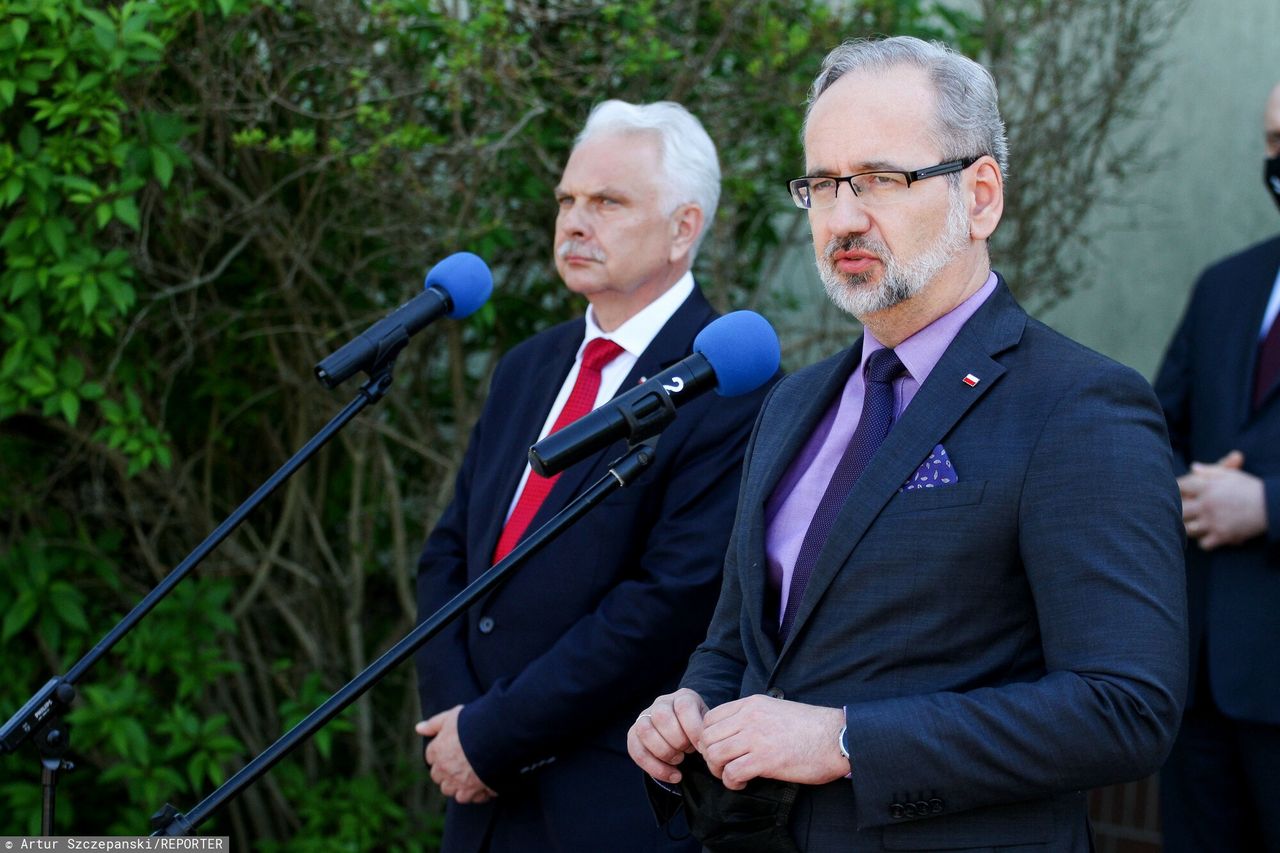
left=629, top=36, right=1187, bottom=852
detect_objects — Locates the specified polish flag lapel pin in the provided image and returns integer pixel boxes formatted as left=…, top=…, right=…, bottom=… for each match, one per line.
left=962, top=373, right=980, bottom=387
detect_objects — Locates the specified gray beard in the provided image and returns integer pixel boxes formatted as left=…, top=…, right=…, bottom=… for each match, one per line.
left=817, top=188, right=971, bottom=318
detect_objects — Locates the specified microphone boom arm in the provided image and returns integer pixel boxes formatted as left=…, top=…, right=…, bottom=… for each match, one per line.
left=150, top=442, right=658, bottom=836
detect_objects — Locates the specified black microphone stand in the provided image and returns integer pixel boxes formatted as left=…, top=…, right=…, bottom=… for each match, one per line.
left=149, top=441, right=657, bottom=837
left=0, top=364, right=401, bottom=836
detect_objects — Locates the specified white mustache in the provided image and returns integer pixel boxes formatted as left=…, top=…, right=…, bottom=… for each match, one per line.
left=558, top=240, right=606, bottom=262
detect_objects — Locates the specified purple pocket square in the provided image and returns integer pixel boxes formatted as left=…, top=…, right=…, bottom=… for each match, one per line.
left=899, top=444, right=958, bottom=492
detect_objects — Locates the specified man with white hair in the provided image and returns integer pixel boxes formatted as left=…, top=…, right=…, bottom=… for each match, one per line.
left=629, top=37, right=1187, bottom=851
left=413, top=100, right=773, bottom=852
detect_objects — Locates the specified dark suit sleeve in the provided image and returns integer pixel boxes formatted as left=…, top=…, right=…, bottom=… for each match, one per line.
left=680, top=382, right=782, bottom=707
left=841, top=365, right=1187, bottom=828
left=1153, top=275, right=1200, bottom=478
left=454, top=391, right=763, bottom=787
left=1265, top=479, right=1280, bottom=548
left=413, top=411, right=487, bottom=721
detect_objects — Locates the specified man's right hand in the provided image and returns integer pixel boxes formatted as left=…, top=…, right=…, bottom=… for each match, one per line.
left=416, top=705, right=497, bottom=805
left=1179, top=450, right=1268, bottom=550
left=627, top=688, right=709, bottom=784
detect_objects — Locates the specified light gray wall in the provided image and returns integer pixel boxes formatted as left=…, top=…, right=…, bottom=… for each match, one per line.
left=766, top=0, right=1280, bottom=375
left=1037, top=0, right=1280, bottom=379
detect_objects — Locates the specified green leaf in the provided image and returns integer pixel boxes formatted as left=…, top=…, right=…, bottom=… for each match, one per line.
left=59, top=390, right=80, bottom=425
left=2, top=590, right=38, bottom=640
left=121, top=7, right=149, bottom=38
left=152, top=146, right=173, bottom=186
left=9, top=268, right=36, bottom=300
left=80, top=281, right=100, bottom=315
left=49, top=583, right=89, bottom=631
left=1, top=342, right=27, bottom=378
left=82, top=8, right=116, bottom=31
left=17, top=124, right=39, bottom=157
left=2, top=175, right=25, bottom=206
left=113, top=197, right=140, bottom=230
left=42, top=219, right=67, bottom=258
left=58, top=357, right=85, bottom=386
left=28, top=365, right=57, bottom=395
left=0, top=217, right=26, bottom=246
left=0, top=80, right=15, bottom=107
left=11, top=18, right=29, bottom=46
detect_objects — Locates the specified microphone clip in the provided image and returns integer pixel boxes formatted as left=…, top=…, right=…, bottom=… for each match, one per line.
left=618, top=385, right=678, bottom=448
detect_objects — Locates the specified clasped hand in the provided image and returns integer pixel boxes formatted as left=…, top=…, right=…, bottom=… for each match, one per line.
left=1179, top=450, right=1267, bottom=550
left=627, top=688, right=848, bottom=790
left=416, top=704, right=497, bottom=804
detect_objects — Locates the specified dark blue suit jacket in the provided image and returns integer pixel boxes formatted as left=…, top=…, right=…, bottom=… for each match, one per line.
left=681, top=279, right=1187, bottom=851
left=1155, top=234, right=1280, bottom=725
left=414, top=286, right=774, bottom=853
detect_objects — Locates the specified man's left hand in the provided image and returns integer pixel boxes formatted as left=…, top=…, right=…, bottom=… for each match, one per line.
left=416, top=705, right=497, bottom=804
left=696, top=695, right=847, bottom=790
left=1179, top=450, right=1268, bottom=550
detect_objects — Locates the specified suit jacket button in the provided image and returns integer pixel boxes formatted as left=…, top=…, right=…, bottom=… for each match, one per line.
left=478, top=616, right=495, bottom=634
left=929, top=798, right=944, bottom=814
left=766, top=687, right=784, bottom=699
left=890, top=803, right=905, bottom=820
left=915, top=800, right=930, bottom=815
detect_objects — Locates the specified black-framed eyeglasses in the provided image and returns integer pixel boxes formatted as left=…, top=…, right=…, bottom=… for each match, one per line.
left=787, top=156, right=981, bottom=210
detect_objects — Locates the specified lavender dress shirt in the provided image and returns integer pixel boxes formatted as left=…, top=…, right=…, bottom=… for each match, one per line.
left=765, top=272, right=998, bottom=625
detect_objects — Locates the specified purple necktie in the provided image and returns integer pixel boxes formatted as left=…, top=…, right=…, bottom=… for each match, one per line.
left=1256, top=316, right=1280, bottom=409
left=778, top=348, right=906, bottom=643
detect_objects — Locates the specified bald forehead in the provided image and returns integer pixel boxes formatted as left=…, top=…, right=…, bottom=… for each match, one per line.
left=559, top=131, right=663, bottom=187
left=804, top=64, right=940, bottom=173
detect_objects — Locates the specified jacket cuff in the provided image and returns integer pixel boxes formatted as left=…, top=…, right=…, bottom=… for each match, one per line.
left=456, top=697, right=511, bottom=793
left=1263, top=476, right=1280, bottom=556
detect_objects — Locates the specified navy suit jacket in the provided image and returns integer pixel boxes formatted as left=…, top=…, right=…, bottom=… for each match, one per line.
left=680, top=279, right=1187, bottom=851
left=1155, top=233, right=1280, bottom=725
left=414, top=285, right=774, bottom=852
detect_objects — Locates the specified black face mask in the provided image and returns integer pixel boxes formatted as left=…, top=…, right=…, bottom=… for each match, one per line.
left=676, top=752, right=801, bottom=853
left=1266, top=155, right=1280, bottom=213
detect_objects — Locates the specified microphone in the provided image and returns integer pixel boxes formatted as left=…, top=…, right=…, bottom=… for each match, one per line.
left=528, top=310, right=780, bottom=477
left=314, top=252, right=493, bottom=388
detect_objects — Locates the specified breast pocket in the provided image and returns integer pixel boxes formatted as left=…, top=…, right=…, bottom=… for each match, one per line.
left=880, top=481, right=986, bottom=516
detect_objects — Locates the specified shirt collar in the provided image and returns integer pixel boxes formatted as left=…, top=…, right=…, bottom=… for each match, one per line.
left=860, top=270, right=999, bottom=383
left=582, top=271, right=695, bottom=358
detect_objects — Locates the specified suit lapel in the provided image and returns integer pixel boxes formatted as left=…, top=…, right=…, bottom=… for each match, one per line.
left=753, top=346, right=864, bottom=511
left=1242, top=241, right=1280, bottom=418
left=477, top=325, right=582, bottom=565
left=775, top=281, right=1026, bottom=663
left=738, top=345, right=862, bottom=665
left=527, top=287, right=717, bottom=528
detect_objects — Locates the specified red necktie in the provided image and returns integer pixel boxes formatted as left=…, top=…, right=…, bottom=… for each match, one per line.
left=492, top=338, right=625, bottom=563
left=1255, top=316, right=1280, bottom=409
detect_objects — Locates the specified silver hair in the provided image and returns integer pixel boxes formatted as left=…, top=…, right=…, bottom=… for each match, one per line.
left=575, top=100, right=721, bottom=256
left=806, top=36, right=1009, bottom=179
